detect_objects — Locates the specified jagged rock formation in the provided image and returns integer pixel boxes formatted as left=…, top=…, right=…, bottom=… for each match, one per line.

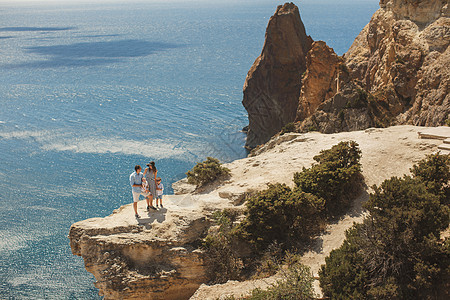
left=245, top=1, right=449, bottom=140
left=344, top=0, right=449, bottom=126
left=296, top=41, right=342, bottom=121
left=242, top=2, right=312, bottom=149
left=297, top=0, right=449, bottom=134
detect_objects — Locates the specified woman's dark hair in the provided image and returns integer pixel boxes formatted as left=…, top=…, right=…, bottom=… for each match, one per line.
left=149, top=161, right=157, bottom=172
left=135, top=165, right=141, bottom=171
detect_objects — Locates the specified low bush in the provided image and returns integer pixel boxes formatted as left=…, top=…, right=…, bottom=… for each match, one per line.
left=202, top=209, right=243, bottom=283
left=280, top=122, right=296, bottom=135
left=411, top=153, right=450, bottom=205
left=319, top=154, right=450, bottom=299
left=294, top=141, right=363, bottom=216
left=205, top=142, right=365, bottom=284
left=186, top=157, right=230, bottom=187
left=248, top=259, right=316, bottom=300
left=238, top=184, right=325, bottom=252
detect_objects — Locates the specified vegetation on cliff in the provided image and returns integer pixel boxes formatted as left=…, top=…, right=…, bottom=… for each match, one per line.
left=247, top=255, right=316, bottom=300
left=202, top=141, right=364, bottom=284
left=293, top=140, right=362, bottom=216
left=186, top=157, right=230, bottom=187
left=241, top=141, right=363, bottom=253
left=319, top=153, right=450, bottom=299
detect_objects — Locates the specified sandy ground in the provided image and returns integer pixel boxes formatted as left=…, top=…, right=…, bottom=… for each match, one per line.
left=188, top=125, right=447, bottom=299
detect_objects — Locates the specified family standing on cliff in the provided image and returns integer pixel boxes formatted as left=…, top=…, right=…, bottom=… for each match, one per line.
left=129, top=161, right=164, bottom=218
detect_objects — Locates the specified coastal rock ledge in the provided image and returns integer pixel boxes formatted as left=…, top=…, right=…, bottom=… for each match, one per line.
left=69, top=126, right=444, bottom=299
left=68, top=196, right=216, bottom=300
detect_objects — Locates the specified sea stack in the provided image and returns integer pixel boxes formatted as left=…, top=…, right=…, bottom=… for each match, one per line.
left=242, top=2, right=313, bottom=149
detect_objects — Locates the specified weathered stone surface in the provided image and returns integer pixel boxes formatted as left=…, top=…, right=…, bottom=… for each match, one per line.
left=345, top=0, right=450, bottom=127
left=398, top=45, right=450, bottom=125
left=242, top=1, right=448, bottom=144
left=379, top=0, right=449, bottom=24
left=172, top=178, right=196, bottom=195
left=296, top=41, right=342, bottom=121
left=242, top=2, right=312, bottom=149
left=298, top=82, right=375, bottom=134
left=69, top=196, right=213, bottom=300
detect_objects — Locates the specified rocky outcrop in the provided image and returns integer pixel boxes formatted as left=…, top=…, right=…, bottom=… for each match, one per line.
left=298, top=82, right=376, bottom=134
left=69, top=197, right=213, bottom=300
left=345, top=0, right=449, bottom=127
left=296, top=41, right=342, bottom=121
left=245, top=1, right=448, bottom=141
left=242, top=2, right=312, bottom=149
left=69, top=126, right=443, bottom=299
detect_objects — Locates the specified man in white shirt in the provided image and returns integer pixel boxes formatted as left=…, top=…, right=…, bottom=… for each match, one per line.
left=129, top=165, right=146, bottom=218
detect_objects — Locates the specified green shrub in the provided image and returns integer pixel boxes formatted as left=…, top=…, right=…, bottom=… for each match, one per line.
left=446, top=119, right=450, bottom=126
left=294, top=141, right=363, bottom=216
left=319, top=226, right=368, bottom=299
left=306, top=124, right=318, bottom=132
left=319, top=154, right=450, bottom=299
left=248, top=262, right=316, bottom=300
left=345, top=88, right=369, bottom=109
left=186, top=157, right=230, bottom=187
left=339, top=63, right=350, bottom=74
left=254, top=242, right=284, bottom=278
left=280, top=122, right=296, bottom=135
left=238, top=184, right=325, bottom=252
left=410, top=153, right=450, bottom=205
left=202, top=209, right=243, bottom=283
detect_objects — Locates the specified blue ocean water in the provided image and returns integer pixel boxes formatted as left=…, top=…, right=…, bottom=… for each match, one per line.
left=0, top=0, right=378, bottom=298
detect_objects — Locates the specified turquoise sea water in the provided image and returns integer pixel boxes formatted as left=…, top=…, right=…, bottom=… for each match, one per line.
left=0, top=0, right=378, bottom=298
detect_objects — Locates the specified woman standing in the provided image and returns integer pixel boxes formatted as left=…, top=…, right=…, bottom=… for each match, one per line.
left=144, top=161, right=158, bottom=211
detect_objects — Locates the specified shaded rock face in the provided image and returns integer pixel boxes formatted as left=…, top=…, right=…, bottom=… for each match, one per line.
left=299, top=83, right=375, bottom=134
left=242, top=2, right=312, bottom=149
left=402, top=47, right=450, bottom=125
left=345, top=0, right=449, bottom=127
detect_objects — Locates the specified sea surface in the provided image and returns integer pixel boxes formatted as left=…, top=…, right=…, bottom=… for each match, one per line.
left=0, top=0, right=378, bottom=298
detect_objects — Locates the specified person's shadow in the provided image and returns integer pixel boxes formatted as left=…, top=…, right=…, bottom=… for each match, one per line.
left=137, top=208, right=167, bottom=225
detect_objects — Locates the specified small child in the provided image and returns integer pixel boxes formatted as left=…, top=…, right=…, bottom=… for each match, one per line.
left=155, top=177, right=164, bottom=208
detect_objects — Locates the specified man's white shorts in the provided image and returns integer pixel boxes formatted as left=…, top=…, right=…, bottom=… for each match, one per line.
left=132, top=190, right=149, bottom=203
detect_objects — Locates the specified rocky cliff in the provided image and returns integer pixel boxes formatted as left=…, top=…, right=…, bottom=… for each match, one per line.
left=69, top=126, right=445, bottom=299
left=244, top=1, right=449, bottom=145
left=69, top=200, right=212, bottom=300
left=345, top=0, right=449, bottom=127
left=242, top=2, right=312, bottom=149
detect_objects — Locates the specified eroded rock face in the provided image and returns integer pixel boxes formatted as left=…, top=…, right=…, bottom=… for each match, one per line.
left=296, top=41, right=342, bottom=121
left=242, top=2, right=312, bottom=149
left=380, top=0, right=449, bottom=24
left=69, top=199, right=212, bottom=300
left=244, top=1, right=448, bottom=143
left=345, top=0, right=450, bottom=126
left=398, top=46, right=450, bottom=125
